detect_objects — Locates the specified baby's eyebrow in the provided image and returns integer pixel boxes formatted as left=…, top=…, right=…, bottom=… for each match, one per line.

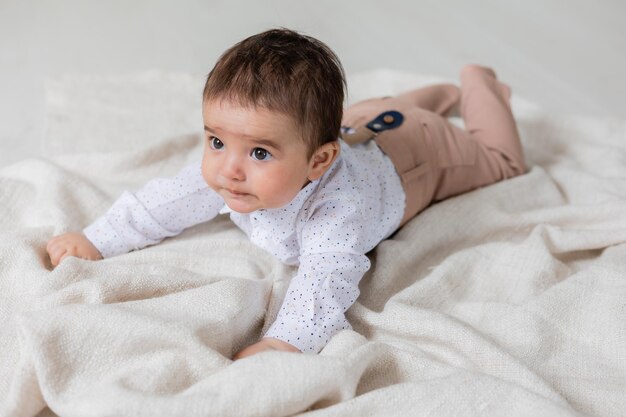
left=204, top=125, right=282, bottom=151
left=250, top=137, right=282, bottom=151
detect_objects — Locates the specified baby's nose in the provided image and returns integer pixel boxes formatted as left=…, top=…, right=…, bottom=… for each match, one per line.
left=222, top=155, right=246, bottom=181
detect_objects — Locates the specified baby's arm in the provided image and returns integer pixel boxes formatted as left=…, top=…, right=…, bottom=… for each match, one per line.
left=233, top=195, right=377, bottom=357
left=47, top=163, right=223, bottom=266
left=262, top=251, right=369, bottom=353
left=267, top=204, right=372, bottom=354
left=233, top=250, right=368, bottom=359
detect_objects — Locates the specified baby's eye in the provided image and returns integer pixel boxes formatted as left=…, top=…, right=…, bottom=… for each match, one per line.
left=209, top=136, right=224, bottom=150
left=251, top=147, right=272, bottom=161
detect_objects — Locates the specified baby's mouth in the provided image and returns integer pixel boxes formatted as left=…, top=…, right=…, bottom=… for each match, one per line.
left=225, top=188, right=249, bottom=197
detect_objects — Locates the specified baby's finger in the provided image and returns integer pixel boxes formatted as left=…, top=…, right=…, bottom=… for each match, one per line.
left=46, top=241, right=59, bottom=260
left=49, top=246, right=67, bottom=267
left=46, top=236, right=60, bottom=252
left=58, top=252, right=72, bottom=266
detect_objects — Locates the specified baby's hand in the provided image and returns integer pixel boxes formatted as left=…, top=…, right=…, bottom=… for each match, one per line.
left=46, top=232, right=103, bottom=267
left=233, top=337, right=301, bottom=360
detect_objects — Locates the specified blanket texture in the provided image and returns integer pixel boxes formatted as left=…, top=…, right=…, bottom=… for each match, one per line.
left=1, top=70, right=625, bottom=417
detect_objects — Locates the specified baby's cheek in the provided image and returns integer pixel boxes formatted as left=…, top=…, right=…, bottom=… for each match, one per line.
left=258, top=176, right=295, bottom=207
left=200, top=156, right=214, bottom=185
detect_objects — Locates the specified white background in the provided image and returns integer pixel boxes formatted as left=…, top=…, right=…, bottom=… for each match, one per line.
left=1, top=0, right=625, bottom=167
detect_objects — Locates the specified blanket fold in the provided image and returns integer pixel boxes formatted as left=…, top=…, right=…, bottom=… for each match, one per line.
left=1, top=70, right=625, bottom=417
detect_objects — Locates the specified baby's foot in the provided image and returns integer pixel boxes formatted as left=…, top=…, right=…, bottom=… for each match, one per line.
left=461, top=64, right=494, bottom=76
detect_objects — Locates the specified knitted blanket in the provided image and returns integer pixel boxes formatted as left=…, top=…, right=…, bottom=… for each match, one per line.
left=1, top=70, right=624, bottom=417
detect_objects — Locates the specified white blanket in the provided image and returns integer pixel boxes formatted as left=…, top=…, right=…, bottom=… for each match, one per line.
left=1, top=70, right=625, bottom=417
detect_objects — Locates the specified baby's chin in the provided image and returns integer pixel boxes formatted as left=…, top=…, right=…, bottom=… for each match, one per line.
left=220, top=187, right=302, bottom=213
left=225, top=197, right=298, bottom=214
left=223, top=199, right=260, bottom=214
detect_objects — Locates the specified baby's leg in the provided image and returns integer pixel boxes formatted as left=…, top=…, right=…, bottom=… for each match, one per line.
left=423, top=65, right=526, bottom=204
left=394, top=84, right=460, bottom=117
left=342, top=84, right=460, bottom=129
left=459, top=65, right=526, bottom=176
left=346, top=68, right=527, bottom=224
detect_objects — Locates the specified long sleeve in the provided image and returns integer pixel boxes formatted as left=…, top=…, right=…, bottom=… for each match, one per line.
left=83, top=163, right=224, bottom=258
left=264, top=252, right=369, bottom=353
left=264, top=197, right=372, bottom=353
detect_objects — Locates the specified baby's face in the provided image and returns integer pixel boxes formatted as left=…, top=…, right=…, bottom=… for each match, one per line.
left=202, top=99, right=314, bottom=213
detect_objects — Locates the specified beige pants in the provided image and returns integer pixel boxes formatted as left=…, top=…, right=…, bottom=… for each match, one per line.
left=342, top=65, right=527, bottom=226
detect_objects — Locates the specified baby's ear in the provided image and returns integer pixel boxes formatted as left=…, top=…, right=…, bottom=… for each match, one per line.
left=307, top=141, right=340, bottom=181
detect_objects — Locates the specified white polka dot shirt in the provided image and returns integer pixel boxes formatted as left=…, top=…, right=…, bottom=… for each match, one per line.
left=84, top=139, right=405, bottom=353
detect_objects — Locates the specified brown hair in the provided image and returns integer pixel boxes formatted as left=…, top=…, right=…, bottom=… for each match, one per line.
left=203, top=28, right=346, bottom=158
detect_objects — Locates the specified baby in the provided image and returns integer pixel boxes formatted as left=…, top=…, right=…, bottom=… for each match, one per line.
left=46, top=28, right=526, bottom=359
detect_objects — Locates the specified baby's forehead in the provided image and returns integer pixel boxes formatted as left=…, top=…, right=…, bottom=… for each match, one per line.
left=203, top=98, right=310, bottom=148
left=204, top=98, right=302, bottom=130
